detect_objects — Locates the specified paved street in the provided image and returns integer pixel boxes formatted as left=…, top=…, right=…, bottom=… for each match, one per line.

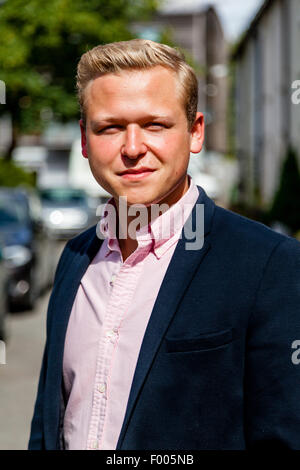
left=0, top=241, right=66, bottom=450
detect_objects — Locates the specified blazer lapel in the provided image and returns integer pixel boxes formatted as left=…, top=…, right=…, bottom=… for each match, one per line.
left=117, top=188, right=215, bottom=449
left=44, top=228, right=102, bottom=448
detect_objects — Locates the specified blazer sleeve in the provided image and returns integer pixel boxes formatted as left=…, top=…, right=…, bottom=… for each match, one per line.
left=28, top=344, right=48, bottom=449
left=244, top=237, right=300, bottom=448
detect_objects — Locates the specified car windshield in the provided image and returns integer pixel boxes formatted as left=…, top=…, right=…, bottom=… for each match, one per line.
left=0, top=195, right=28, bottom=226
left=40, top=189, right=87, bottom=206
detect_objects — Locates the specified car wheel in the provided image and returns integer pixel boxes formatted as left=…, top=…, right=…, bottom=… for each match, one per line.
left=24, top=269, right=37, bottom=311
left=0, top=314, right=7, bottom=342
left=0, top=327, right=5, bottom=342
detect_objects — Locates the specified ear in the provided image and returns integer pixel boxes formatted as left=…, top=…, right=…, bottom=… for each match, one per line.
left=190, top=112, right=205, bottom=154
left=79, top=119, right=88, bottom=158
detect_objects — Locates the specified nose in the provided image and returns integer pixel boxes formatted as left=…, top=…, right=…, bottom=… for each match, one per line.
left=121, top=125, right=147, bottom=160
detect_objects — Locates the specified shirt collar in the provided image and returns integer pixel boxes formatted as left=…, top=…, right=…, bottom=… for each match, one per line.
left=98, top=176, right=199, bottom=259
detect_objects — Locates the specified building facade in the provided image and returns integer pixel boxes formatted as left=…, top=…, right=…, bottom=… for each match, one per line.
left=234, top=0, right=300, bottom=207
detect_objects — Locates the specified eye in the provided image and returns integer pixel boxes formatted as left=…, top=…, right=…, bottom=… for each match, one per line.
left=145, top=122, right=166, bottom=130
left=96, top=125, right=123, bottom=134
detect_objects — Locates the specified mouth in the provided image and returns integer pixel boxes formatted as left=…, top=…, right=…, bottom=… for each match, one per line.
left=118, top=168, right=156, bottom=180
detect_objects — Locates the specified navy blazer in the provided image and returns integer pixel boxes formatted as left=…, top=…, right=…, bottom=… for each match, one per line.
left=28, top=188, right=300, bottom=449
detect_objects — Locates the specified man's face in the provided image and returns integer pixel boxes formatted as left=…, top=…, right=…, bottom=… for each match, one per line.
left=80, top=65, right=204, bottom=207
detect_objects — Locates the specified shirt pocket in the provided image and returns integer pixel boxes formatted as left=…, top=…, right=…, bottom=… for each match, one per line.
left=165, top=328, right=234, bottom=353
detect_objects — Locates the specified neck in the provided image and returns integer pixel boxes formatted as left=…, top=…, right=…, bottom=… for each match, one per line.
left=114, top=175, right=190, bottom=261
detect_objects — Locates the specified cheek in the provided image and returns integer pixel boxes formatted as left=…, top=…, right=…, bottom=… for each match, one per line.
left=147, top=133, right=183, bottom=156
left=152, top=134, right=190, bottom=162
left=87, top=137, right=117, bottom=165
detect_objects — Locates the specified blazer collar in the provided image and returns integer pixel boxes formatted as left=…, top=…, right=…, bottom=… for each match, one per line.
left=116, top=187, right=215, bottom=449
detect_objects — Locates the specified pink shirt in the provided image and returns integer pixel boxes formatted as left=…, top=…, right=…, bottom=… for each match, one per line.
left=62, top=178, right=199, bottom=450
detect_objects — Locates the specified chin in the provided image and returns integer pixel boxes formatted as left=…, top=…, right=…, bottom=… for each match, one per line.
left=125, top=198, right=153, bottom=207
left=118, top=189, right=156, bottom=206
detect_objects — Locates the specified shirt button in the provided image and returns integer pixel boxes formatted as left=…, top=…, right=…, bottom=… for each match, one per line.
left=98, top=383, right=106, bottom=393
left=109, top=274, right=116, bottom=286
left=92, top=440, right=98, bottom=449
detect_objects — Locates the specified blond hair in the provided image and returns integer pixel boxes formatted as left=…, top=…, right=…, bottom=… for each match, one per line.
left=76, top=39, right=198, bottom=130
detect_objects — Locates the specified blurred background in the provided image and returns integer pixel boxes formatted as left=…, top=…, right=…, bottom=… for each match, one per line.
left=0, top=0, right=300, bottom=449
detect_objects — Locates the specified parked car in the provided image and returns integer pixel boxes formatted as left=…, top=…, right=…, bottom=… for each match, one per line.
left=0, top=187, right=55, bottom=310
left=0, top=244, right=8, bottom=340
left=39, top=187, right=99, bottom=239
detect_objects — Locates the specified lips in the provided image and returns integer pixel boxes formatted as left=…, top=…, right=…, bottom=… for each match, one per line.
left=118, top=167, right=155, bottom=176
left=118, top=167, right=156, bottom=181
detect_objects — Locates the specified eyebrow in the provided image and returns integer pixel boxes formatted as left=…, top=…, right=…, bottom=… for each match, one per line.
left=90, top=117, right=121, bottom=130
left=90, top=114, right=173, bottom=129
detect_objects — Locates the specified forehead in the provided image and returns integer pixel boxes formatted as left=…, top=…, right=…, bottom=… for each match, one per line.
left=84, top=66, right=184, bottom=117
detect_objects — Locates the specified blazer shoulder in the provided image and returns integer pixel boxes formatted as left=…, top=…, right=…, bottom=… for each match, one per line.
left=53, top=224, right=98, bottom=282
left=212, top=204, right=300, bottom=253
left=67, top=224, right=98, bottom=251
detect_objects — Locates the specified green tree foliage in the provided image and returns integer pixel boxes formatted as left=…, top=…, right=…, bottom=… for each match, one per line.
left=0, top=0, right=158, bottom=157
left=268, top=147, right=300, bottom=233
left=0, top=158, right=35, bottom=187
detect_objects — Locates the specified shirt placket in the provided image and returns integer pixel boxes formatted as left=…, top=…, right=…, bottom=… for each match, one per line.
left=86, top=247, right=147, bottom=450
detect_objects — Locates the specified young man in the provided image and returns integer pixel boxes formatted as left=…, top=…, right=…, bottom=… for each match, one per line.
left=29, top=39, right=300, bottom=450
